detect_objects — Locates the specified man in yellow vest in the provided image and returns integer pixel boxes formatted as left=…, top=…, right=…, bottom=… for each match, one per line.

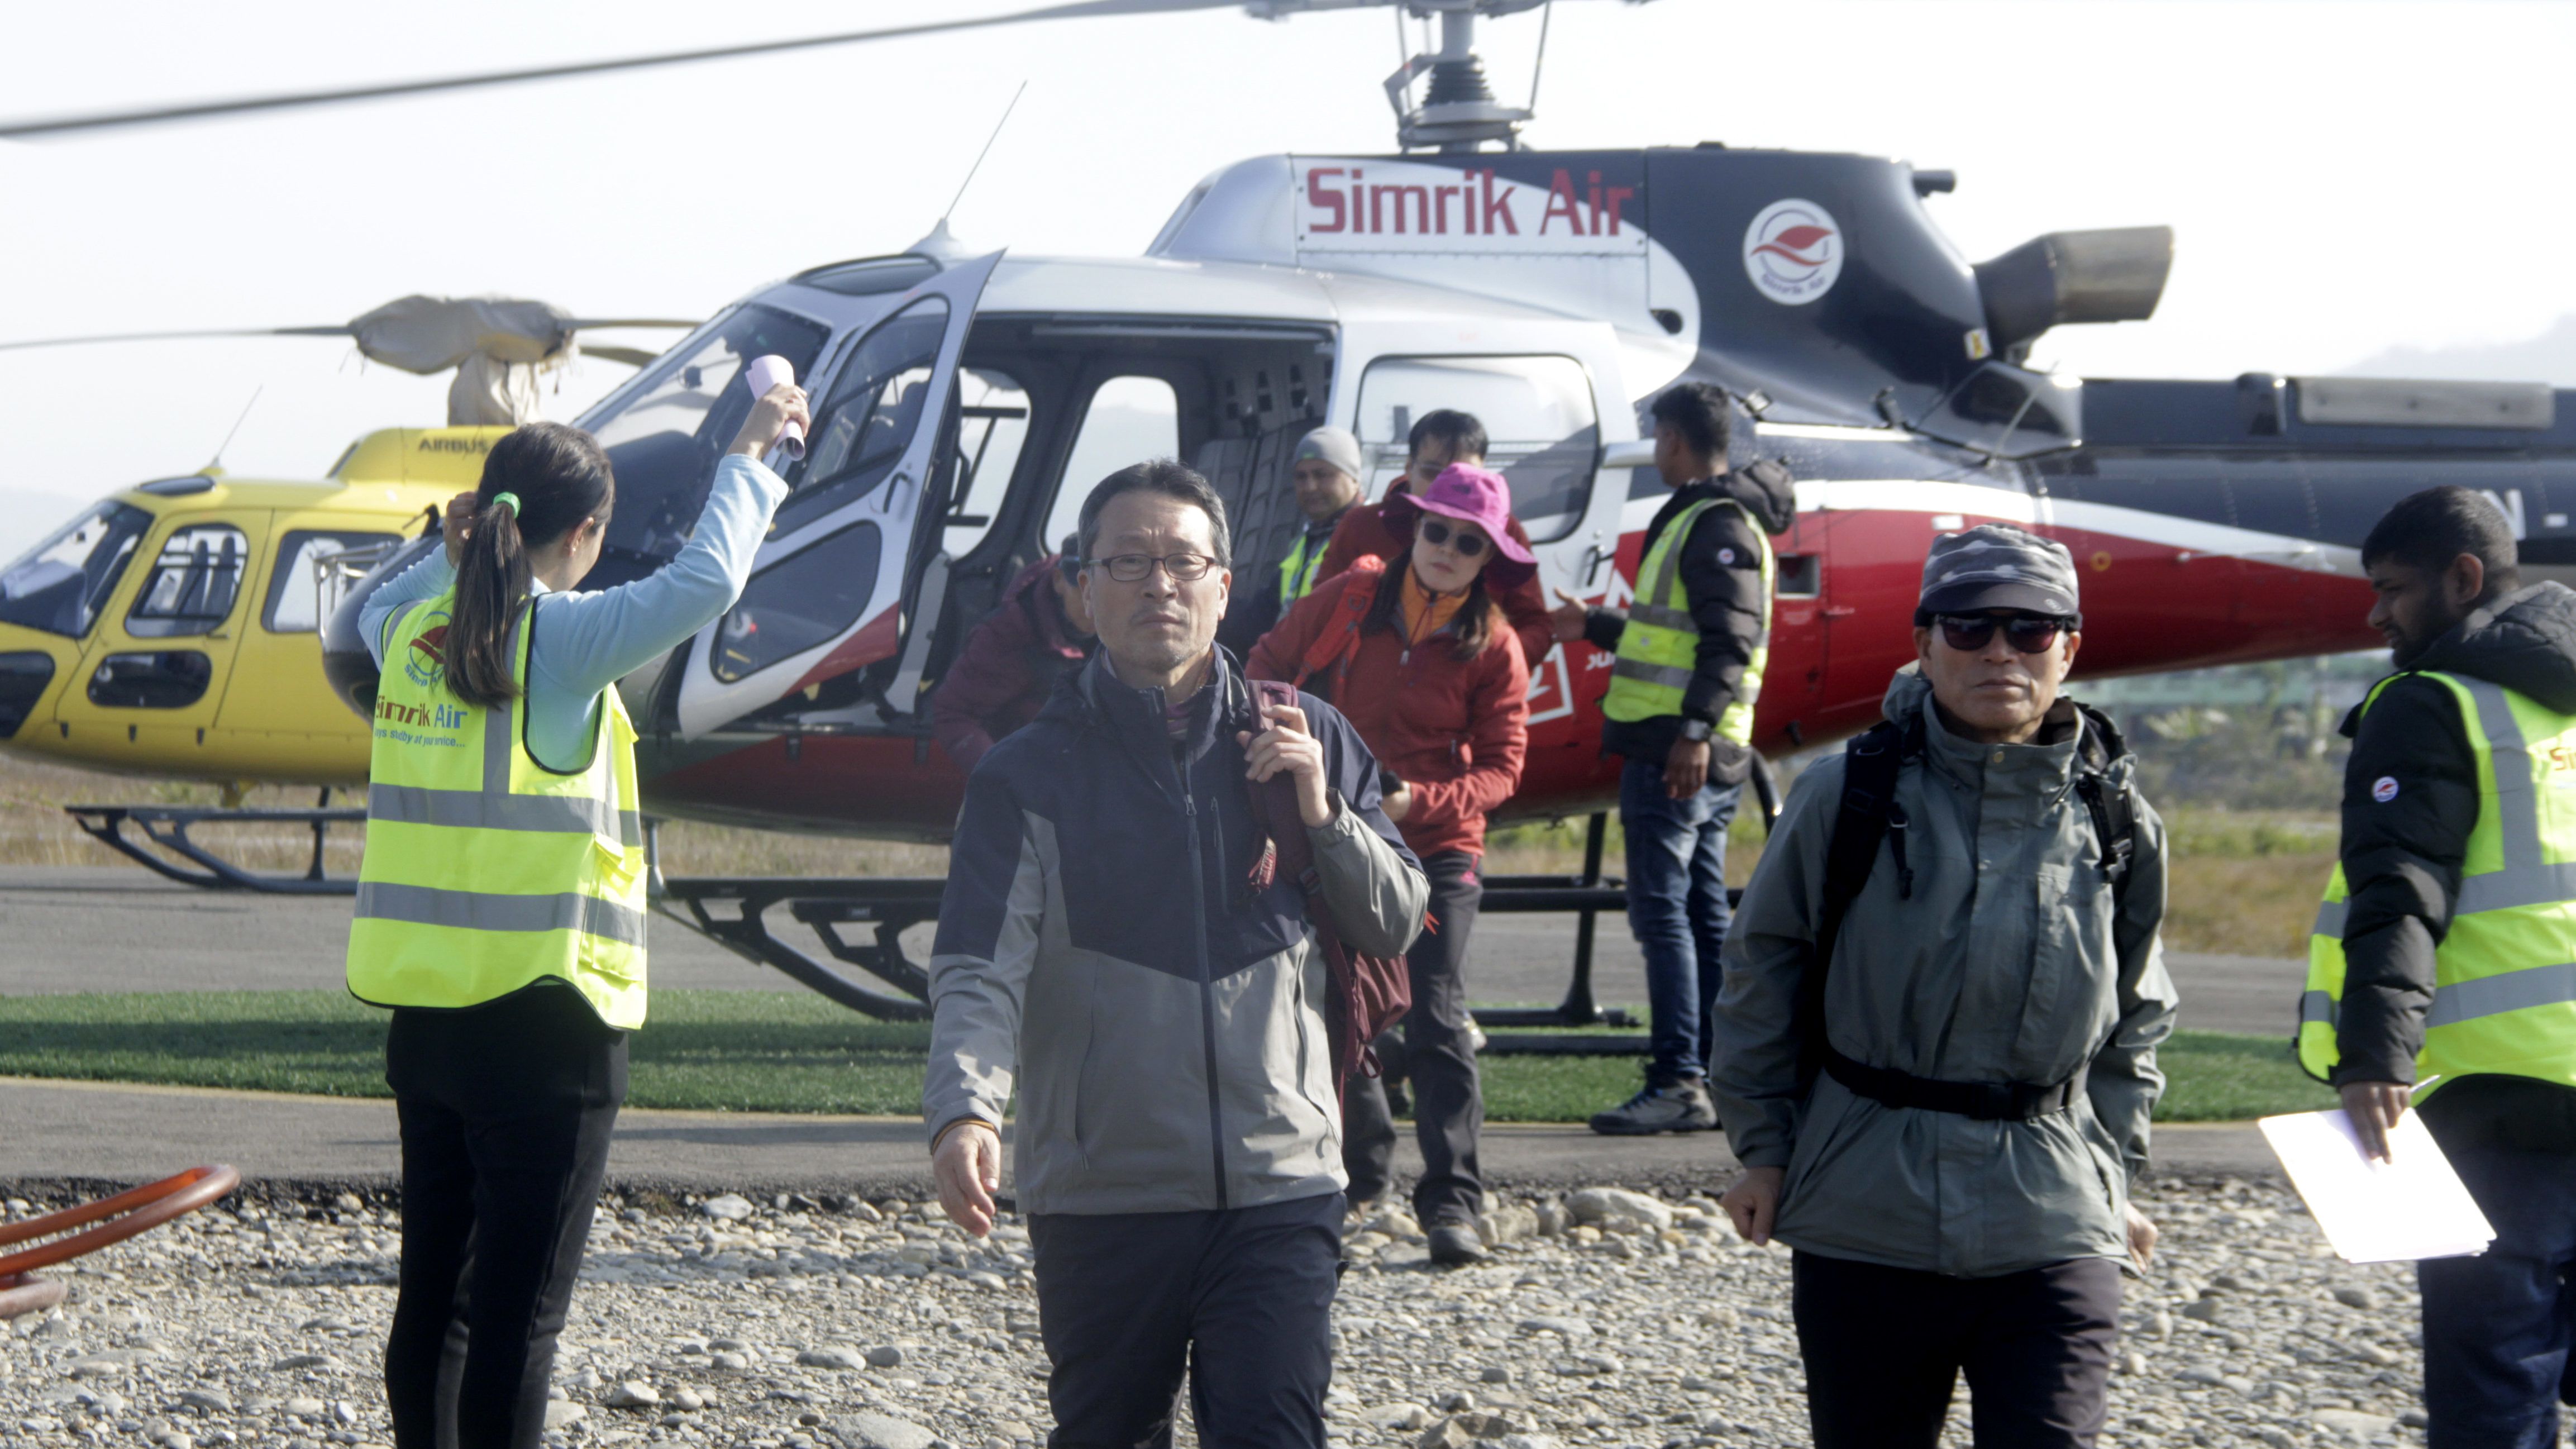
left=2302, top=484, right=2576, bottom=1448
left=1547, top=383, right=1793, bottom=1133
left=1219, top=427, right=1363, bottom=655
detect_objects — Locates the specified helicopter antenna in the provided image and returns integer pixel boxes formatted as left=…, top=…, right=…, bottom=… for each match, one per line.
left=206, top=386, right=262, bottom=472
left=1527, top=0, right=1554, bottom=117
left=942, top=81, right=1029, bottom=230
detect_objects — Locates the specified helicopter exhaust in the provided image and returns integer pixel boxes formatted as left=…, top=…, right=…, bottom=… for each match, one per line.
left=1972, top=225, right=2174, bottom=352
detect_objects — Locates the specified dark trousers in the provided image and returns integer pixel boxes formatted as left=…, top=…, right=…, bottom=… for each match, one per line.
left=2419, top=1131, right=2576, bottom=1449
left=1029, top=1193, right=1343, bottom=1449
left=1619, top=759, right=1739, bottom=1084
left=1792, top=1250, right=2121, bottom=1449
left=1342, top=849, right=1485, bottom=1225
left=381, top=980, right=626, bottom=1449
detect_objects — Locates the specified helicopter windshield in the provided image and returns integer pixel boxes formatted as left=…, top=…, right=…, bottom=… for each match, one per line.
left=0, top=501, right=151, bottom=638
left=577, top=304, right=830, bottom=582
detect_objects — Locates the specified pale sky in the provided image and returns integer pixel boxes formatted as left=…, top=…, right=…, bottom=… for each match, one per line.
left=3, top=0, right=2572, bottom=562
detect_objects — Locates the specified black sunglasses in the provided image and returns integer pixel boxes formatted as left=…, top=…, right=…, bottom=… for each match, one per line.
left=1418, top=518, right=1487, bottom=557
left=1936, top=613, right=2073, bottom=655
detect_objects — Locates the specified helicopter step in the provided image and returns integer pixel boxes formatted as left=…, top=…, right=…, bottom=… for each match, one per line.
left=65, top=796, right=361, bottom=895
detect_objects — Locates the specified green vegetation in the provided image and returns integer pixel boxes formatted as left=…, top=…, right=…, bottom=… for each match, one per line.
left=0, top=992, right=2330, bottom=1123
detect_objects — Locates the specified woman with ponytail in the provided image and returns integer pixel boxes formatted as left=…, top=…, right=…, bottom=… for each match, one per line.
left=348, top=384, right=808, bottom=1449
left=1246, top=461, right=1532, bottom=1267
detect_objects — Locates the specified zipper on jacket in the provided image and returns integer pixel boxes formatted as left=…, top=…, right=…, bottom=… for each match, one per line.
left=1182, top=778, right=1230, bottom=1210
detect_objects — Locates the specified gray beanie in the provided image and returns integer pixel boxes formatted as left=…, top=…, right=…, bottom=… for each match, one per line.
left=1917, top=522, right=2081, bottom=622
left=1291, top=425, right=1363, bottom=482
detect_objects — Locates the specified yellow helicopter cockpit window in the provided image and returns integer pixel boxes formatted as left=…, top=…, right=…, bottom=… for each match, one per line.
left=126, top=524, right=248, bottom=638
left=0, top=501, right=151, bottom=638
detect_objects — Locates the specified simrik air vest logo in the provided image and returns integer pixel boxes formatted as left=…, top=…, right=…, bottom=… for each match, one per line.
left=402, top=609, right=453, bottom=692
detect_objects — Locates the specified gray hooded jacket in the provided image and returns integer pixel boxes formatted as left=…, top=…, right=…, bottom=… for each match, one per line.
left=1710, top=667, right=2178, bottom=1277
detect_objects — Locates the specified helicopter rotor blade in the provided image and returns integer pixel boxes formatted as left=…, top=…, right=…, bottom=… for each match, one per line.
left=0, top=318, right=694, bottom=355
left=575, top=343, right=666, bottom=369
left=0, top=0, right=1253, bottom=139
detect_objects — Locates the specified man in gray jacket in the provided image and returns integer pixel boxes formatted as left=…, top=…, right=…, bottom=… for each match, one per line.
left=1710, top=523, right=2177, bottom=1449
left=926, top=459, right=1428, bottom=1449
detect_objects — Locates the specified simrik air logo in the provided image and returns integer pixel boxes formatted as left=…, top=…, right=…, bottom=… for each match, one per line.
left=1743, top=199, right=1843, bottom=306
left=402, top=609, right=454, bottom=691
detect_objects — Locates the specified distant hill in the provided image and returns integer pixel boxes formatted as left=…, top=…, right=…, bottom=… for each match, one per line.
left=2339, top=316, right=2576, bottom=385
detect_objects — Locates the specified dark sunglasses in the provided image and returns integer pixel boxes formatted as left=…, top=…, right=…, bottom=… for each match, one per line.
left=1418, top=518, right=1487, bottom=557
left=1936, top=613, right=2073, bottom=654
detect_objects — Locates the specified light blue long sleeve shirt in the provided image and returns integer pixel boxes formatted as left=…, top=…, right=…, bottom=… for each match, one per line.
left=361, top=454, right=790, bottom=770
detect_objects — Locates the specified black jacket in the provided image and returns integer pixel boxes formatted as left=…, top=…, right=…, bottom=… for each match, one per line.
left=2336, top=580, right=2576, bottom=1147
left=1583, top=460, right=1796, bottom=764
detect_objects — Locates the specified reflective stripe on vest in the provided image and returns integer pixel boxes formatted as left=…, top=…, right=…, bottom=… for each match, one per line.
left=1600, top=495, right=1774, bottom=745
left=1278, top=528, right=1328, bottom=606
left=2299, top=671, right=2576, bottom=1094
left=346, top=587, right=650, bottom=1029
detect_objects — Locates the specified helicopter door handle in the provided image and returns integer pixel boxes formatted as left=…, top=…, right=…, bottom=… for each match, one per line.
left=877, top=472, right=914, bottom=516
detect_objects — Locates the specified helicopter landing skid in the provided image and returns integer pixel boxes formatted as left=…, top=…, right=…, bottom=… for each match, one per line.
left=657, top=876, right=940, bottom=1022
left=66, top=800, right=362, bottom=895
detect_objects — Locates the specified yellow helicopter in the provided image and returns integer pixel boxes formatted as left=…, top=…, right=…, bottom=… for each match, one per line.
left=0, top=297, right=684, bottom=888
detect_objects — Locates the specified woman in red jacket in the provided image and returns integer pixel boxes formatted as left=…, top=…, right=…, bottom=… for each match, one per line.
left=1248, top=462, right=1531, bottom=1266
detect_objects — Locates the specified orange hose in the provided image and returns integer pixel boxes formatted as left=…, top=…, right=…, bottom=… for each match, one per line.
left=0, top=1165, right=240, bottom=1278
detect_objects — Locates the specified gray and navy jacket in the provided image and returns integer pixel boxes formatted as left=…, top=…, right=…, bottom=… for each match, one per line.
left=926, top=647, right=1429, bottom=1216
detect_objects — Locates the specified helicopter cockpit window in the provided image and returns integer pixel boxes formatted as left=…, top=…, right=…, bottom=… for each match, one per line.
left=1043, top=375, right=1182, bottom=555
left=1354, top=356, right=1600, bottom=544
left=126, top=524, right=249, bottom=638
left=709, top=523, right=884, bottom=684
left=579, top=304, right=831, bottom=567
left=775, top=298, right=951, bottom=534
left=263, top=530, right=400, bottom=633
left=0, top=501, right=150, bottom=638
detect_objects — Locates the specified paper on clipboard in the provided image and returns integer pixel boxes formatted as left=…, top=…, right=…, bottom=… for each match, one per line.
left=2258, top=1109, right=2495, bottom=1264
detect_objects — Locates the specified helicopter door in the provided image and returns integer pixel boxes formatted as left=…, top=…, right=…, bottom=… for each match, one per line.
left=674, top=252, right=1003, bottom=737
left=65, top=511, right=270, bottom=763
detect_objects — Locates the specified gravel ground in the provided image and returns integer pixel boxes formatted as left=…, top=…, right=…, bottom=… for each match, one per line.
left=0, top=1178, right=2439, bottom=1449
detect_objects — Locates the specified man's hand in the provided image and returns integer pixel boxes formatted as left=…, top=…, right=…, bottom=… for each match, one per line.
left=727, top=382, right=813, bottom=459
left=1665, top=735, right=1712, bottom=799
left=1720, top=1165, right=1784, bottom=1246
left=441, top=490, right=479, bottom=567
left=932, top=1120, right=1003, bottom=1238
left=1547, top=588, right=1590, bottom=645
left=1383, top=781, right=1414, bottom=824
left=2125, top=1204, right=2159, bottom=1271
left=2341, top=1080, right=2411, bottom=1163
left=1239, top=702, right=1333, bottom=828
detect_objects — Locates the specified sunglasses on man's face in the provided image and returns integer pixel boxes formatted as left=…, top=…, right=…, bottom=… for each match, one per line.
left=1418, top=519, right=1487, bottom=557
left=1936, top=613, right=2072, bottom=655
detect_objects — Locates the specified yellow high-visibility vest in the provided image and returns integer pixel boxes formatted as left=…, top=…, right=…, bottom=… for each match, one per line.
left=1279, top=527, right=1329, bottom=607
left=346, top=586, right=649, bottom=1029
left=1601, top=495, right=1774, bottom=746
left=2301, top=670, right=2576, bottom=1095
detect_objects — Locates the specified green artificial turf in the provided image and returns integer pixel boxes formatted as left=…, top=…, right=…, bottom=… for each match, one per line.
left=0, top=992, right=2332, bottom=1123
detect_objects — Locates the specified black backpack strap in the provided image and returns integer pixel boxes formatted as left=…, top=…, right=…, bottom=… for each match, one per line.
left=1799, top=713, right=1920, bottom=1085
left=2071, top=703, right=2138, bottom=899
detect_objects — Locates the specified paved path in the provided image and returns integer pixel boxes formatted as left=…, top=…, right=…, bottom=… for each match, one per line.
left=0, top=1076, right=2277, bottom=1197
left=0, top=868, right=2310, bottom=1036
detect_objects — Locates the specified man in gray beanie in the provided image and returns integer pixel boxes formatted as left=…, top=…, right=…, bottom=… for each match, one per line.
left=1706, top=522, right=2178, bottom=1448
left=1221, top=426, right=1366, bottom=651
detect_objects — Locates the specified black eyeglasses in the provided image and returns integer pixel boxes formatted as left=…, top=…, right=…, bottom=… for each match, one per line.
left=1418, top=519, right=1487, bottom=557
left=1936, top=613, right=2073, bottom=654
left=1090, top=552, right=1217, bottom=583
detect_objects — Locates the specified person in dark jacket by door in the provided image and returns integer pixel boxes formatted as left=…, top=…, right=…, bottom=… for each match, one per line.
left=928, top=460, right=1428, bottom=1449
left=1249, top=461, right=1532, bottom=1266
left=1545, top=383, right=1794, bottom=1135
left=2300, top=486, right=2576, bottom=1449
left=930, top=539, right=1095, bottom=773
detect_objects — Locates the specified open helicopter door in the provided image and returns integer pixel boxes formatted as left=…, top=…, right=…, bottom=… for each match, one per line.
left=673, top=252, right=1003, bottom=738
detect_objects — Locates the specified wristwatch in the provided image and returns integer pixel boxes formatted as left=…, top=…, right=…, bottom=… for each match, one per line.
left=1678, top=718, right=1714, bottom=743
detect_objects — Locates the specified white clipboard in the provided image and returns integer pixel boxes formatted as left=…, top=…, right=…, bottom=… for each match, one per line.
left=2258, top=1108, right=2496, bottom=1264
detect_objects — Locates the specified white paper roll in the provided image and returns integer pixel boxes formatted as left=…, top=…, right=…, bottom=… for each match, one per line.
left=744, top=354, right=806, bottom=460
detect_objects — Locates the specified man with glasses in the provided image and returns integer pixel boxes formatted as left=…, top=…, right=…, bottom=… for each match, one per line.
left=1708, top=522, right=2176, bottom=1449
left=927, top=458, right=1428, bottom=1449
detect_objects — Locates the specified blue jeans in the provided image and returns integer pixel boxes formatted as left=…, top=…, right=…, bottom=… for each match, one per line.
left=2420, top=1132, right=2576, bottom=1449
left=1620, top=757, right=1740, bottom=1085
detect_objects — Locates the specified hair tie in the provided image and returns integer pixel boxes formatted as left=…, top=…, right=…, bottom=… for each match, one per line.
left=488, top=492, right=521, bottom=516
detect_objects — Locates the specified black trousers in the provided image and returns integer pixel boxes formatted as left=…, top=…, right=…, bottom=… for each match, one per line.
left=1792, top=1250, right=2122, bottom=1449
left=381, top=980, right=626, bottom=1449
left=1029, top=1193, right=1343, bottom=1449
left=1343, top=849, right=1484, bottom=1225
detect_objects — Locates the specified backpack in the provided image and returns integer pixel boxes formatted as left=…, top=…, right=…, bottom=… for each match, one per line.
left=1282, top=556, right=1387, bottom=702
left=1800, top=701, right=2138, bottom=1086
left=1241, top=675, right=1414, bottom=1099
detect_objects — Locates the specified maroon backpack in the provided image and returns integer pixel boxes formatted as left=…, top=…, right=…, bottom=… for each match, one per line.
left=1242, top=677, right=1414, bottom=1098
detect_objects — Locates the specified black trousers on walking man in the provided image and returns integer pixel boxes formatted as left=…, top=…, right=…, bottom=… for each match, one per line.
left=1341, top=850, right=1483, bottom=1226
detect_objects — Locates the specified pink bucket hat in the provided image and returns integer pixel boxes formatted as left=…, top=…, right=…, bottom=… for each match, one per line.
left=1385, top=463, right=1537, bottom=585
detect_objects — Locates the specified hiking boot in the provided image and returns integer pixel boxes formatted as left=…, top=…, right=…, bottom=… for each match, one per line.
left=1427, top=1221, right=1489, bottom=1266
left=1588, top=1076, right=1718, bottom=1136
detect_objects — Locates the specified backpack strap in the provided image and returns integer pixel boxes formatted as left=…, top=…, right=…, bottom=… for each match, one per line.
left=1799, top=713, right=1922, bottom=1085
left=1291, top=557, right=1385, bottom=692
left=2071, top=701, right=2138, bottom=899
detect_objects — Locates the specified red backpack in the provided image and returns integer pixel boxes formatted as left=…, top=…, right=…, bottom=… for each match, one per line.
left=1242, top=673, right=1414, bottom=1098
